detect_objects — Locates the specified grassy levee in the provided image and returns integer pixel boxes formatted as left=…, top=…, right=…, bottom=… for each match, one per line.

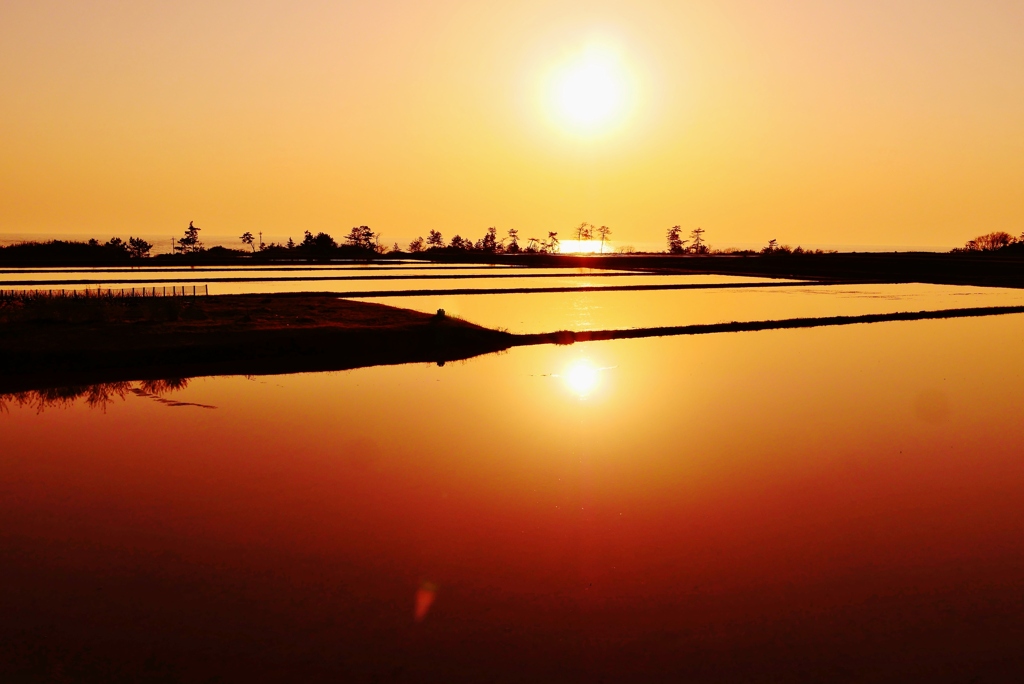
left=511, top=305, right=1024, bottom=347
left=0, top=293, right=515, bottom=394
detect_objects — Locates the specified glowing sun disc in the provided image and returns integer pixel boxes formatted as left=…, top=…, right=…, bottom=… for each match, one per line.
left=547, top=45, right=632, bottom=134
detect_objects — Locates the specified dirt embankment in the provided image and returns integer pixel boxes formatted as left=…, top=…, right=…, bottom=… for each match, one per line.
left=0, top=293, right=515, bottom=393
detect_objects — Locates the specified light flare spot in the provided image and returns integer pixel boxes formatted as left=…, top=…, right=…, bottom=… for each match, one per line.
left=559, top=239, right=604, bottom=254
left=415, top=581, right=437, bottom=622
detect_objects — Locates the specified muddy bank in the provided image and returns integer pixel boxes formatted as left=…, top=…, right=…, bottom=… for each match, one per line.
left=0, top=293, right=515, bottom=394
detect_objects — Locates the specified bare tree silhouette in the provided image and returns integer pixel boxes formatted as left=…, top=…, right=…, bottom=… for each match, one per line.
left=545, top=231, right=560, bottom=253
left=449, top=235, right=471, bottom=250
left=959, top=231, right=1017, bottom=252
left=667, top=225, right=686, bottom=254
left=240, top=232, right=256, bottom=252
left=477, top=227, right=500, bottom=252
left=506, top=228, right=520, bottom=253
left=175, top=221, right=203, bottom=254
left=689, top=227, right=708, bottom=254
left=345, top=226, right=377, bottom=250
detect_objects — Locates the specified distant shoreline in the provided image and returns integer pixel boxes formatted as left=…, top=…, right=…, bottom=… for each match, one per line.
left=0, top=234, right=960, bottom=255
left=3, top=239, right=1024, bottom=290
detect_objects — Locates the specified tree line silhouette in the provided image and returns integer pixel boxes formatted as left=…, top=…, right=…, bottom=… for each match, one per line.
left=232, top=224, right=390, bottom=258
left=4, top=221, right=1021, bottom=266
left=666, top=226, right=708, bottom=254
left=0, top=236, right=154, bottom=265
left=406, top=226, right=564, bottom=254
left=407, top=223, right=627, bottom=254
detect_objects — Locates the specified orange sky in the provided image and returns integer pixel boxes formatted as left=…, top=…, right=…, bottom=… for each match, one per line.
left=1, top=1, right=1022, bottom=249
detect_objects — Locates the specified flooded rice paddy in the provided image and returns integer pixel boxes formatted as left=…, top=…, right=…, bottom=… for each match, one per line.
left=2, top=264, right=1023, bottom=681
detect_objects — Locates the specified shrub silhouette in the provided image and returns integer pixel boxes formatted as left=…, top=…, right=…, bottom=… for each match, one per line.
left=955, top=231, right=1018, bottom=252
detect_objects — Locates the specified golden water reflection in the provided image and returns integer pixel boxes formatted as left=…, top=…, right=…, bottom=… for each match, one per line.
left=558, top=359, right=610, bottom=399
left=1, top=313, right=1023, bottom=679
left=373, top=282, right=1024, bottom=334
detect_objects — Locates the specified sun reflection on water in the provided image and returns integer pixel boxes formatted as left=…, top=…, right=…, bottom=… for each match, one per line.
left=561, top=359, right=602, bottom=398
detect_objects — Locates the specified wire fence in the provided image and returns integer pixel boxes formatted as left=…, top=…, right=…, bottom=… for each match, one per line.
left=0, top=284, right=209, bottom=299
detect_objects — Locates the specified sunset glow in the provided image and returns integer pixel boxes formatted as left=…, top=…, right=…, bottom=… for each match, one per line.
left=4, top=2, right=1024, bottom=677
left=545, top=44, right=633, bottom=135
left=559, top=239, right=607, bottom=254
left=3, top=1, right=1019, bottom=247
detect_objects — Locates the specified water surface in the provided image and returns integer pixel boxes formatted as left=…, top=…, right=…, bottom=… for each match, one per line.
left=0, top=270, right=795, bottom=297
left=2, top=313, right=1023, bottom=681
left=368, top=282, right=1024, bottom=333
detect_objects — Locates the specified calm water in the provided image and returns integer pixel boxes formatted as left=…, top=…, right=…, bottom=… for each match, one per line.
left=2, top=304, right=1023, bottom=681
left=0, top=268, right=788, bottom=296
left=369, top=282, right=1024, bottom=333
left=203, top=273, right=785, bottom=296
left=7, top=265, right=1016, bottom=330
left=0, top=266, right=616, bottom=281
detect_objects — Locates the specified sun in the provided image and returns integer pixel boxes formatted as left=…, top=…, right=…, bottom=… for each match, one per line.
left=546, top=44, right=632, bottom=135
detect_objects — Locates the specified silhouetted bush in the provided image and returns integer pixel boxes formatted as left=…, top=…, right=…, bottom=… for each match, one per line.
left=953, top=231, right=1021, bottom=253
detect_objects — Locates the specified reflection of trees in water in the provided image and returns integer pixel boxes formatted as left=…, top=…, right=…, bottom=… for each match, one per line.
left=138, top=378, right=190, bottom=395
left=1, top=378, right=195, bottom=413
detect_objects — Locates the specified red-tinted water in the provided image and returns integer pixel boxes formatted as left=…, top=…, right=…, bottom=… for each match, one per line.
left=2, top=315, right=1023, bottom=681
